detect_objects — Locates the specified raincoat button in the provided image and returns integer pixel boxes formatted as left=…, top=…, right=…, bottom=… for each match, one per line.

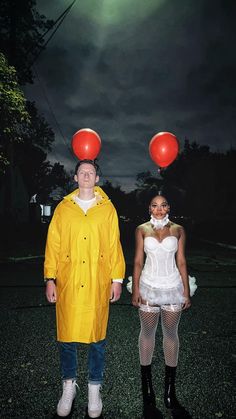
left=84, top=237, right=86, bottom=239
left=81, top=285, right=84, bottom=287
left=83, top=260, right=85, bottom=263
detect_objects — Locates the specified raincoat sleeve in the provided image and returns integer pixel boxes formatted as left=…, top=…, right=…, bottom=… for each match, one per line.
left=109, top=206, right=125, bottom=280
left=44, top=207, right=61, bottom=279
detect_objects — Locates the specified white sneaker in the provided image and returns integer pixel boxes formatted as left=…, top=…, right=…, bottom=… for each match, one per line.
left=88, top=383, right=103, bottom=418
left=57, top=379, right=77, bottom=417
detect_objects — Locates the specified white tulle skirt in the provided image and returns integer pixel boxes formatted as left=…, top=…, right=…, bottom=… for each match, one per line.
left=127, top=275, right=197, bottom=306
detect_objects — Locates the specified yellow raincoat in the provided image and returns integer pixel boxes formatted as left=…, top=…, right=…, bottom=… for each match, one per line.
left=44, top=186, right=125, bottom=343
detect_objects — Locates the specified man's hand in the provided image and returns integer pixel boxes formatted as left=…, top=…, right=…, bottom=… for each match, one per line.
left=110, top=282, right=122, bottom=303
left=45, top=281, right=57, bottom=303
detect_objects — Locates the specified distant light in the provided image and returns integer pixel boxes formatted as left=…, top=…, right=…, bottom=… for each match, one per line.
left=40, top=204, right=51, bottom=217
left=43, top=205, right=51, bottom=217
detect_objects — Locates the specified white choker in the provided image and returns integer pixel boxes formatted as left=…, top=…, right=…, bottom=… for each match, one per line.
left=150, top=214, right=169, bottom=230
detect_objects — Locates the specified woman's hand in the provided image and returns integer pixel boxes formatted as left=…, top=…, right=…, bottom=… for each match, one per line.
left=132, top=288, right=142, bottom=308
left=182, top=294, right=191, bottom=310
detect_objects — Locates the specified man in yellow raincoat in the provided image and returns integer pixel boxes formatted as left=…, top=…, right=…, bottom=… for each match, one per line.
left=44, top=160, right=125, bottom=418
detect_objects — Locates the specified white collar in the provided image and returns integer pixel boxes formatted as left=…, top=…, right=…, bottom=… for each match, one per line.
left=150, top=214, right=169, bottom=230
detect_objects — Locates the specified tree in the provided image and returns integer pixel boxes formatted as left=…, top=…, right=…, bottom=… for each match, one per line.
left=0, top=54, right=57, bottom=200
left=101, top=180, right=128, bottom=216
left=0, top=53, right=70, bottom=235
left=15, top=101, right=55, bottom=196
left=131, top=140, right=236, bottom=242
left=0, top=3, right=73, bottom=252
left=160, top=140, right=236, bottom=242
left=162, top=139, right=236, bottom=220
left=133, top=171, right=163, bottom=221
left=36, top=162, right=72, bottom=204
left=0, top=0, right=53, bottom=84
left=0, top=52, right=30, bottom=173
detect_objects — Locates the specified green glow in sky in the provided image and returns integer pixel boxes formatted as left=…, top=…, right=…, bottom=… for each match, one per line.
left=78, top=0, right=165, bottom=27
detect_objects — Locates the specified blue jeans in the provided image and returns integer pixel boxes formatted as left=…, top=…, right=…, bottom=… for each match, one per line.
left=59, top=339, right=106, bottom=384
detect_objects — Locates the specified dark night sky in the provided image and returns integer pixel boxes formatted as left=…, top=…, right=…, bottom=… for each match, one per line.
left=25, top=0, right=236, bottom=191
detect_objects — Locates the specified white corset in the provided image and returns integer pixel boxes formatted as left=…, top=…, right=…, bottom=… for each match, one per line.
left=139, top=235, right=185, bottom=305
left=142, top=236, right=178, bottom=279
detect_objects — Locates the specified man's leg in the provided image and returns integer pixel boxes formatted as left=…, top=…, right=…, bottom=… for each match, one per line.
left=59, top=341, right=78, bottom=380
left=87, top=339, right=106, bottom=418
left=57, top=342, right=78, bottom=417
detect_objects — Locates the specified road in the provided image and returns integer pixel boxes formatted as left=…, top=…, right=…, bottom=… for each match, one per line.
left=0, top=241, right=235, bottom=418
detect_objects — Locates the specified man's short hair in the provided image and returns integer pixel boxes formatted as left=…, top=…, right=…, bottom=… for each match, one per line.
left=74, top=159, right=101, bottom=175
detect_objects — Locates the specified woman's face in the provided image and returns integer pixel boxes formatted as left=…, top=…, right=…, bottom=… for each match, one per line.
left=149, top=196, right=169, bottom=219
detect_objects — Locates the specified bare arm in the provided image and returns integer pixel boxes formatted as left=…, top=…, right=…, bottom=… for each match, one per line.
left=176, top=226, right=191, bottom=310
left=132, top=226, right=144, bottom=307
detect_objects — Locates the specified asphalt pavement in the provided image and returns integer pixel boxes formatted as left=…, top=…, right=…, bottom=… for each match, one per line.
left=0, top=241, right=235, bottom=419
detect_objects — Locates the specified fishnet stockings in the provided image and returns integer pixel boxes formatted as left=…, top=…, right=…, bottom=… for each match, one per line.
left=139, top=307, right=160, bottom=365
left=139, top=305, right=182, bottom=367
left=161, top=306, right=181, bottom=367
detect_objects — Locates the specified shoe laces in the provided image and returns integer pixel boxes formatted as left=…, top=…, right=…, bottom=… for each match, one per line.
left=89, top=384, right=101, bottom=406
left=62, top=380, right=78, bottom=403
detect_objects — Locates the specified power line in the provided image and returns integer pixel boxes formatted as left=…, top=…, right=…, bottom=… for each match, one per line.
left=28, top=0, right=78, bottom=67
left=29, top=1, right=79, bottom=164
left=32, top=64, right=76, bottom=162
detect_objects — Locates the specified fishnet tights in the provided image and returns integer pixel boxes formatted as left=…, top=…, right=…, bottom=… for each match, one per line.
left=139, top=305, right=182, bottom=367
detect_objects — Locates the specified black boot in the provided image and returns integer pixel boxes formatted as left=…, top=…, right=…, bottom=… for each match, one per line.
left=141, top=365, right=163, bottom=419
left=164, top=365, right=192, bottom=418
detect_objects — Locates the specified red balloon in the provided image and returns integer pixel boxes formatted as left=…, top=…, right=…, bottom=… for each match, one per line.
left=149, top=132, right=179, bottom=168
left=72, top=128, right=101, bottom=160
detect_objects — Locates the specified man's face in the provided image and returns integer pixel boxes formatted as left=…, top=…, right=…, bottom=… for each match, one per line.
left=74, top=163, right=99, bottom=188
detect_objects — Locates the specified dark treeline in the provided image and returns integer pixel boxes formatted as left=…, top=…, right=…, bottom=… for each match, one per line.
left=101, top=141, right=236, bottom=246
left=0, top=0, right=70, bottom=252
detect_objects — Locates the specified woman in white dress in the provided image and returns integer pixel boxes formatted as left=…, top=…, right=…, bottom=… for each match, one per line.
left=132, top=194, right=193, bottom=419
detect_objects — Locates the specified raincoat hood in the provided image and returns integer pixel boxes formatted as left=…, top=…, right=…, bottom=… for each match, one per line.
left=63, top=185, right=110, bottom=206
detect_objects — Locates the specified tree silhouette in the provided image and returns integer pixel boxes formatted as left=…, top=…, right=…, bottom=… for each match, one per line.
left=0, top=53, right=30, bottom=173
left=0, top=0, right=53, bottom=84
left=0, top=2, right=71, bottom=236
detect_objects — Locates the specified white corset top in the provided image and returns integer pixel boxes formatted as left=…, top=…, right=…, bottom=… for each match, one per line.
left=142, top=236, right=178, bottom=278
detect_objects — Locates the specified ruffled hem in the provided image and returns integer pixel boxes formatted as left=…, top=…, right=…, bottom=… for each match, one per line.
left=140, top=281, right=185, bottom=305
left=126, top=275, right=197, bottom=304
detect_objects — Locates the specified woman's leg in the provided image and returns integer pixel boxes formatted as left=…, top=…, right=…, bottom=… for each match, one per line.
left=161, top=305, right=190, bottom=415
left=139, top=304, right=163, bottom=418
left=161, top=304, right=182, bottom=367
left=139, top=305, right=160, bottom=366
